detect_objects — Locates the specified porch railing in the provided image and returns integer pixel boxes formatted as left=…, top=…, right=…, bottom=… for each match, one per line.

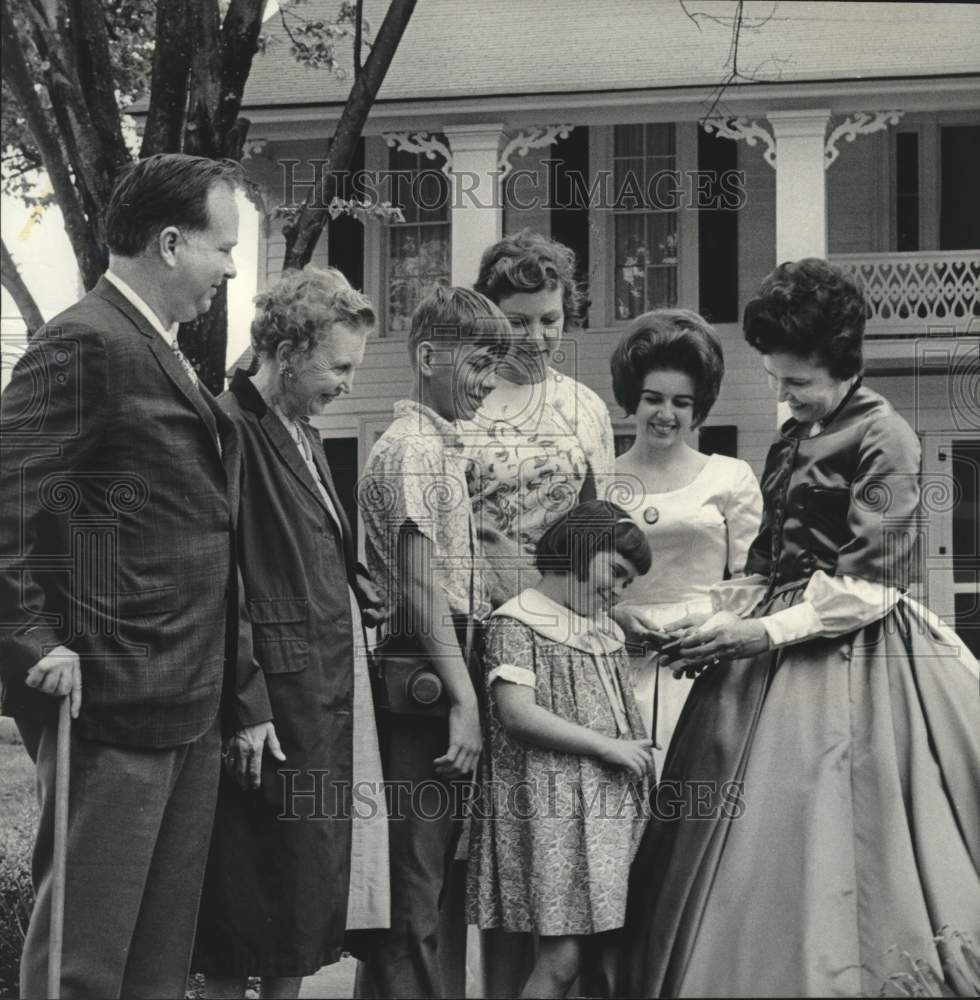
left=828, top=250, right=980, bottom=338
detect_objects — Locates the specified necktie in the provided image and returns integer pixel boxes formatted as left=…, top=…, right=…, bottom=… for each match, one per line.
left=172, top=339, right=221, bottom=454
left=171, top=340, right=201, bottom=390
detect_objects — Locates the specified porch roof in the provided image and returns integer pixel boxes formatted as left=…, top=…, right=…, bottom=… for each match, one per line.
left=241, top=0, right=980, bottom=111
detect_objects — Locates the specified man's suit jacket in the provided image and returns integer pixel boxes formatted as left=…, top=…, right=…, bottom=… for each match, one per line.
left=0, top=276, right=271, bottom=747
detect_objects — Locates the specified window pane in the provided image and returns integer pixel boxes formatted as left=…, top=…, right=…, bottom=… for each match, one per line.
left=612, top=123, right=679, bottom=321
left=386, top=138, right=452, bottom=335
left=416, top=170, right=451, bottom=223
left=896, top=197, right=919, bottom=253
left=645, top=266, right=677, bottom=309
left=940, top=125, right=980, bottom=251
left=615, top=124, right=644, bottom=158
left=896, top=133, right=919, bottom=194
left=895, top=132, right=919, bottom=252
left=646, top=123, right=676, bottom=157
left=614, top=214, right=647, bottom=319
left=646, top=212, right=678, bottom=265
left=390, top=228, right=419, bottom=275
left=615, top=268, right=646, bottom=320
left=419, top=227, right=450, bottom=279
left=614, top=157, right=646, bottom=203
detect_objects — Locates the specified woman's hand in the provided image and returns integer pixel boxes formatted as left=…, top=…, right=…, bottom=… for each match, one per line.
left=222, top=721, right=286, bottom=790
left=670, top=611, right=770, bottom=678
left=612, top=605, right=666, bottom=651
left=597, top=736, right=655, bottom=779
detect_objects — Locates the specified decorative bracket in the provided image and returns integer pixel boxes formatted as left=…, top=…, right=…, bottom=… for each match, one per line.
left=824, top=111, right=905, bottom=168
left=382, top=131, right=453, bottom=175
left=701, top=117, right=776, bottom=168
left=498, top=125, right=574, bottom=178
left=244, top=138, right=273, bottom=160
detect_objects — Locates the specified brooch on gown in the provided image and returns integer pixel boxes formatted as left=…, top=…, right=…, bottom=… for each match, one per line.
left=643, top=506, right=660, bottom=525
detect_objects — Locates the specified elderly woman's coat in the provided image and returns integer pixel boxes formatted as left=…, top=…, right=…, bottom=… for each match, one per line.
left=193, top=370, right=387, bottom=977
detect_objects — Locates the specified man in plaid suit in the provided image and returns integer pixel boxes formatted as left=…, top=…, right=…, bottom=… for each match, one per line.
left=0, top=154, right=273, bottom=999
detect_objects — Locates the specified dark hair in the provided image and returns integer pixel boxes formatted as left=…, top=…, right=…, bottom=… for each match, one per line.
left=742, top=258, right=866, bottom=379
left=105, top=154, right=245, bottom=257
left=534, top=500, right=652, bottom=582
left=474, top=229, right=585, bottom=329
left=610, top=309, right=724, bottom=425
left=408, top=286, right=511, bottom=360
left=251, top=266, right=375, bottom=360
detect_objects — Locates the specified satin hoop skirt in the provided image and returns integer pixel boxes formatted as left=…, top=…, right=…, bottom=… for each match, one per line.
left=619, top=584, right=980, bottom=997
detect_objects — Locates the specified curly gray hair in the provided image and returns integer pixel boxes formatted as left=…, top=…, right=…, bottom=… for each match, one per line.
left=250, top=266, right=376, bottom=360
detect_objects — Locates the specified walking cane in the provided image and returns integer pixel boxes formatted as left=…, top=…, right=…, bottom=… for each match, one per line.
left=47, top=695, right=71, bottom=1000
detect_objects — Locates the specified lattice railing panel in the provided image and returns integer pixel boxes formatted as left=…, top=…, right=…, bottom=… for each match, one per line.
left=830, top=251, right=980, bottom=337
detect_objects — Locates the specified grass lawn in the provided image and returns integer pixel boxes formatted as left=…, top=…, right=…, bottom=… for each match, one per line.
left=0, top=718, right=36, bottom=999
left=0, top=720, right=35, bottom=827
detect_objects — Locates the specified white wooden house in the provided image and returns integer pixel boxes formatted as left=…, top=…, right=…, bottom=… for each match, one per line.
left=237, top=0, right=980, bottom=649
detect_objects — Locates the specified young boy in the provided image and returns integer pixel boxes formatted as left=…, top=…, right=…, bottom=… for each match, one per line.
left=356, top=286, right=510, bottom=998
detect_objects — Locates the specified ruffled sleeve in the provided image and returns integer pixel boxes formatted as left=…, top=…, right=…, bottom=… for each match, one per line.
left=758, top=572, right=901, bottom=647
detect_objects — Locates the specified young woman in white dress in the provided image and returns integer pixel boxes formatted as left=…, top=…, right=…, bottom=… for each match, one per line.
left=609, top=310, right=762, bottom=773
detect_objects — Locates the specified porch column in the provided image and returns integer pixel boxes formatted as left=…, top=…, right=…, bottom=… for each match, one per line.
left=767, top=109, right=831, bottom=261
left=443, top=124, right=504, bottom=286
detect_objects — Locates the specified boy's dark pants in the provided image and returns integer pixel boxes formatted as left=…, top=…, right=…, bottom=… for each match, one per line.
left=354, top=709, right=467, bottom=999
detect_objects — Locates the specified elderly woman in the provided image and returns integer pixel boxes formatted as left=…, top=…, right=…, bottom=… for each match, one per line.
left=609, top=310, right=762, bottom=770
left=193, top=267, right=389, bottom=999
left=461, top=229, right=616, bottom=604
left=619, top=259, right=980, bottom=997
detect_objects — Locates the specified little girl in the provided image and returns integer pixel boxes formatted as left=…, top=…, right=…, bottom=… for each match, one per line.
left=466, top=500, right=654, bottom=999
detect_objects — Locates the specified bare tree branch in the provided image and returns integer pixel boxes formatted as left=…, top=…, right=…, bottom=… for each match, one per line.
left=686, top=1, right=783, bottom=122
left=23, top=0, right=115, bottom=217
left=282, top=0, right=416, bottom=270
left=2, top=236, right=47, bottom=337
left=140, top=0, right=192, bottom=155
left=1, top=3, right=104, bottom=288
left=216, top=0, right=268, bottom=153
left=70, top=0, right=133, bottom=174
left=182, top=0, right=222, bottom=155
left=354, top=0, right=363, bottom=76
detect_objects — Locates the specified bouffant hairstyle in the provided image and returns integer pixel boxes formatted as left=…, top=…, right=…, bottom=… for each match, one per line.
left=474, top=229, right=585, bottom=329
left=105, top=154, right=244, bottom=257
left=250, top=266, right=375, bottom=361
left=407, top=286, right=511, bottom=362
left=534, top=500, right=652, bottom=583
left=610, top=309, right=724, bottom=426
left=742, top=258, right=867, bottom=379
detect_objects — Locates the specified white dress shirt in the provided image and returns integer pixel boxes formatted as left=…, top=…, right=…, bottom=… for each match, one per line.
left=104, top=269, right=179, bottom=346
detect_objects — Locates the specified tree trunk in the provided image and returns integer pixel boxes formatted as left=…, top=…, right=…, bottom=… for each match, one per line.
left=140, top=0, right=193, bottom=156
left=281, top=0, right=417, bottom=271
left=1, top=3, right=104, bottom=289
left=178, top=284, right=229, bottom=395
left=170, top=0, right=265, bottom=386
left=1, top=237, right=47, bottom=337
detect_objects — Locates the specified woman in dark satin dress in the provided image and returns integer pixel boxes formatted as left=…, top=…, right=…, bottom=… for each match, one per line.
left=619, top=258, right=980, bottom=998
